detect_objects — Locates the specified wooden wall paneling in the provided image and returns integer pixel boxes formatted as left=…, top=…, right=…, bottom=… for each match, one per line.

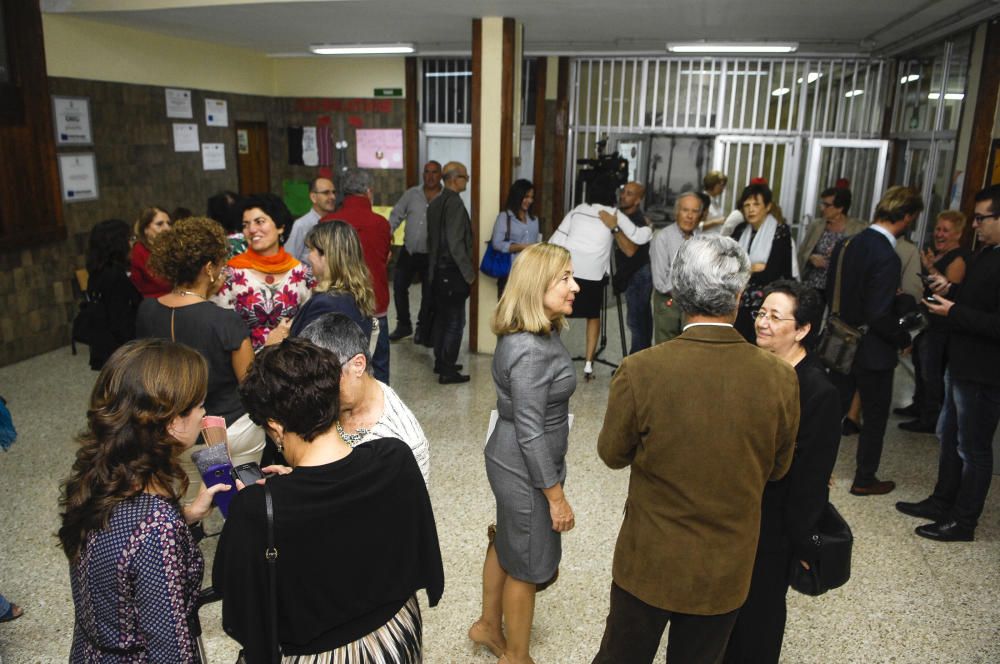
left=404, top=56, right=420, bottom=188
left=498, top=18, right=515, bottom=209
left=531, top=57, right=548, bottom=234
left=471, top=19, right=482, bottom=352
left=551, top=57, right=571, bottom=226
left=960, top=18, right=1000, bottom=247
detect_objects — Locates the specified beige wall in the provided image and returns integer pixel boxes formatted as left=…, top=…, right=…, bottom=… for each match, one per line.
left=42, top=14, right=406, bottom=98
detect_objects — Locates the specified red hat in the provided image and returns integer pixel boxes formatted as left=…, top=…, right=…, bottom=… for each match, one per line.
left=749, top=177, right=768, bottom=186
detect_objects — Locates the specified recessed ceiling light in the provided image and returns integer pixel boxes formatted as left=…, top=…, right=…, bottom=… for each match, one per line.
left=310, top=43, right=415, bottom=55
left=666, top=42, right=798, bottom=54
left=771, top=87, right=791, bottom=97
left=928, top=92, right=965, bottom=100
left=900, top=74, right=920, bottom=84
left=844, top=89, right=865, bottom=98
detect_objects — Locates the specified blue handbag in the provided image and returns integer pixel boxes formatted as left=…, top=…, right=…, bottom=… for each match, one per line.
left=480, top=213, right=513, bottom=279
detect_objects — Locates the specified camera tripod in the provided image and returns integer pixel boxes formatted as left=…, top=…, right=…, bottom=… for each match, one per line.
left=572, top=253, right=628, bottom=372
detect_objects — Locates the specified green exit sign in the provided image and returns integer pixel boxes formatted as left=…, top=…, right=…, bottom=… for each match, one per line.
left=374, top=88, right=403, bottom=98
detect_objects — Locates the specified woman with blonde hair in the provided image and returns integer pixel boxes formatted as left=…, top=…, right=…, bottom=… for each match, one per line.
left=129, top=206, right=172, bottom=298
left=290, top=220, right=376, bottom=340
left=469, top=243, right=579, bottom=664
left=60, top=339, right=228, bottom=661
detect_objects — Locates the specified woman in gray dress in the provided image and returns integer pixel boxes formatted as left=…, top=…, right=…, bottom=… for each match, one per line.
left=469, top=243, right=580, bottom=664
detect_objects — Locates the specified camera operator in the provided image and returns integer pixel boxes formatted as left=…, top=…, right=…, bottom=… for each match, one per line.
left=612, top=182, right=653, bottom=354
left=550, top=175, right=652, bottom=380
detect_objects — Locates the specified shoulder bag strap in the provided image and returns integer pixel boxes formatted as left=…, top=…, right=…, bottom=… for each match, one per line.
left=504, top=211, right=512, bottom=242
left=264, top=485, right=281, bottom=663
left=831, top=237, right=853, bottom=316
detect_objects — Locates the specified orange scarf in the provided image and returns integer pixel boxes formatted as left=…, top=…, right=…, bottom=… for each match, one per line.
left=228, top=247, right=299, bottom=274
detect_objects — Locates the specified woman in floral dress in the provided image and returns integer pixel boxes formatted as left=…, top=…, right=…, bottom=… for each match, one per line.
left=213, top=195, right=315, bottom=350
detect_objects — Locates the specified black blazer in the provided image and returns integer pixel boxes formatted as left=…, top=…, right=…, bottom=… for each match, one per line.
left=826, top=227, right=909, bottom=371
left=945, top=246, right=1000, bottom=387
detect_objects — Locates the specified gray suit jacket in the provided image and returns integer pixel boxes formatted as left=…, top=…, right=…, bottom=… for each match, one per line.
left=427, top=188, right=475, bottom=284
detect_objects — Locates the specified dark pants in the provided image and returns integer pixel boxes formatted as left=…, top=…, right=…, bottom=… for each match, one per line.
left=592, top=583, right=739, bottom=664
left=623, top=263, right=653, bottom=354
left=832, top=366, right=894, bottom=486
left=931, top=371, right=1000, bottom=530
left=431, top=265, right=469, bottom=374
left=372, top=315, right=390, bottom=384
left=393, top=248, right=430, bottom=332
left=915, top=329, right=948, bottom=427
left=722, top=548, right=790, bottom=664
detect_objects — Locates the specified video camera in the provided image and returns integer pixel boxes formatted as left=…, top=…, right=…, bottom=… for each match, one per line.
left=575, top=139, right=629, bottom=205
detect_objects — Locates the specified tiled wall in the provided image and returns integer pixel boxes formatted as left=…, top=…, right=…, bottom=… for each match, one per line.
left=0, top=77, right=405, bottom=367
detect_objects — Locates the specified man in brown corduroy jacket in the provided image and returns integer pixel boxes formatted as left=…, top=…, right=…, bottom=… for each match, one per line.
left=593, top=235, right=800, bottom=664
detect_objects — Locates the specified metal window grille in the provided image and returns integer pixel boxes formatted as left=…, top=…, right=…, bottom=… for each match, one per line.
left=421, top=58, right=473, bottom=125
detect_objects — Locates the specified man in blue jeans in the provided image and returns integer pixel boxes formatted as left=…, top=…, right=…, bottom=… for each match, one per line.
left=897, top=184, right=1000, bottom=541
left=610, top=182, right=653, bottom=354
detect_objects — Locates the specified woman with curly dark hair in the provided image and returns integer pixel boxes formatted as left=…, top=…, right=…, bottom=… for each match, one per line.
left=83, top=218, right=141, bottom=370
left=136, top=216, right=263, bottom=503
left=213, top=339, right=444, bottom=663
left=59, top=339, right=228, bottom=661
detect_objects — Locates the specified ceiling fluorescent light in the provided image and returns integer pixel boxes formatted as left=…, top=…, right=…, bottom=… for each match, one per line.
left=928, top=92, right=965, bottom=100
left=771, top=87, right=791, bottom=97
left=310, top=43, right=415, bottom=55
left=666, top=41, right=798, bottom=54
left=844, top=89, right=865, bottom=98
left=796, top=72, right=822, bottom=84
left=900, top=74, right=920, bottom=84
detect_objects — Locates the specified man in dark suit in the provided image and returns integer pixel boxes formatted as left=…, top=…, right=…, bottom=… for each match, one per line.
left=826, top=186, right=922, bottom=496
left=426, top=161, right=474, bottom=384
left=594, top=235, right=799, bottom=664
left=896, top=184, right=1000, bottom=541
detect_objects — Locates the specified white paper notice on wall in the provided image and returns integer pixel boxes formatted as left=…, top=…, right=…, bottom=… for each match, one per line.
left=202, top=143, right=226, bottom=171
left=165, top=88, right=193, bottom=118
left=205, top=99, right=229, bottom=127
left=302, top=126, right=319, bottom=166
left=57, top=153, right=99, bottom=202
left=52, top=96, right=92, bottom=145
left=173, top=123, right=200, bottom=152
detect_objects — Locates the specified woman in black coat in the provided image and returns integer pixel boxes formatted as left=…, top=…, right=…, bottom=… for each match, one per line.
left=82, top=219, right=141, bottom=370
left=723, top=280, right=842, bottom=664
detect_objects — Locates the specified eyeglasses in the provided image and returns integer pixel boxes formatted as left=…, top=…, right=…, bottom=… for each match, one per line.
left=314, top=189, right=336, bottom=196
left=457, top=174, right=471, bottom=181
left=819, top=201, right=834, bottom=208
left=972, top=213, right=1000, bottom=224
left=752, top=309, right=796, bottom=324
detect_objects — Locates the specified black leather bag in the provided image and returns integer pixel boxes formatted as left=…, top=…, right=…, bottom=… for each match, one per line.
left=788, top=502, right=853, bottom=596
left=817, top=237, right=864, bottom=374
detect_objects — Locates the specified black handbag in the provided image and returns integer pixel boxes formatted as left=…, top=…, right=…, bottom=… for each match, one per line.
left=264, top=485, right=283, bottom=663
left=817, top=237, right=864, bottom=374
left=788, top=502, right=853, bottom=596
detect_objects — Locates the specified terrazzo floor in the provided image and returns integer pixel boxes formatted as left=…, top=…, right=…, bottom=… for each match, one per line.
left=1, top=298, right=998, bottom=663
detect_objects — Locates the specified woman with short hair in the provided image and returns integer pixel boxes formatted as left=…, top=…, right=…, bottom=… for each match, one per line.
left=469, top=243, right=579, bottom=664
left=290, top=220, right=375, bottom=340
left=213, top=339, right=443, bottom=662
left=212, top=195, right=315, bottom=350
left=129, top=206, right=172, bottom=298
left=60, top=339, right=228, bottom=661
left=137, top=216, right=263, bottom=503
left=723, top=280, right=841, bottom=664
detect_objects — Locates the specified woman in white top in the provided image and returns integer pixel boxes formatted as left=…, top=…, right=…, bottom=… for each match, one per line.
left=549, top=180, right=652, bottom=381
left=300, top=312, right=430, bottom=483
left=700, top=170, right=729, bottom=233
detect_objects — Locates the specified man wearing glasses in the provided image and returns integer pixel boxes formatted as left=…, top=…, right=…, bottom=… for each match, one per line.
left=285, top=176, right=337, bottom=262
left=388, top=161, right=443, bottom=344
left=426, top=161, right=474, bottom=384
left=897, top=184, right=1000, bottom=542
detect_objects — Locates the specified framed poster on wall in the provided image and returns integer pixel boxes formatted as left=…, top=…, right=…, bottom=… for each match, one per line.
left=52, top=96, right=92, bottom=145
left=57, top=153, right=99, bottom=202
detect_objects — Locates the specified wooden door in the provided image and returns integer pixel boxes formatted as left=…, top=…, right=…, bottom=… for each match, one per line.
left=235, top=121, right=270, bottom=194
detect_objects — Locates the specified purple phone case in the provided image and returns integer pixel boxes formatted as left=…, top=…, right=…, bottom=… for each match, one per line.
left=201, top=462, right=235, bottom=518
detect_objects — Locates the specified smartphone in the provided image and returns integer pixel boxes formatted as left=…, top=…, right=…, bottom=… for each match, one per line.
left=201, top=463, right=236, bottom=518
left=919, top=273, right=933, bottom=286
left=925, top=295, right=938, bottom=304
left=231, top=462, right=265, bottom=486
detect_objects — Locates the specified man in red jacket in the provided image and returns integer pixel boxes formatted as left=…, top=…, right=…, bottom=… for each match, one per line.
left=321, top=168, right=392, bottom=383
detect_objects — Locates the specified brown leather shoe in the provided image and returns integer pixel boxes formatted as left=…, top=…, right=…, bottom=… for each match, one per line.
left=850, top=480, right=896, bottom=496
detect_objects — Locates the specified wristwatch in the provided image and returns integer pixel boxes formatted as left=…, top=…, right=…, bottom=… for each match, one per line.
left=611, top=226, right=621, bottom=234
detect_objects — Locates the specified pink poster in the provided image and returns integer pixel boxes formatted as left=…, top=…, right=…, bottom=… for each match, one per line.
left=356, top=128, right=404, bottom=169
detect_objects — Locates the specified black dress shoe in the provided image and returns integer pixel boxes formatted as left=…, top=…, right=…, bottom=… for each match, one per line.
left=413, top=327, right=426, bottom=345
left=894, top=403, right=920, bottom=418
left=896, top=498, right=948, bottom=521
left=849, top=479, right=896, bottom=496
left=842, top=417, right=861, bottom=436
left=915, top=520, right=974, bottom=542
left=439, top=372, right=471, bottom=384
left=433, top=363, right=463, bottom=374
left=388, top=326, right=413, bottom=342
left=899, top=419, right=937, bottom=433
